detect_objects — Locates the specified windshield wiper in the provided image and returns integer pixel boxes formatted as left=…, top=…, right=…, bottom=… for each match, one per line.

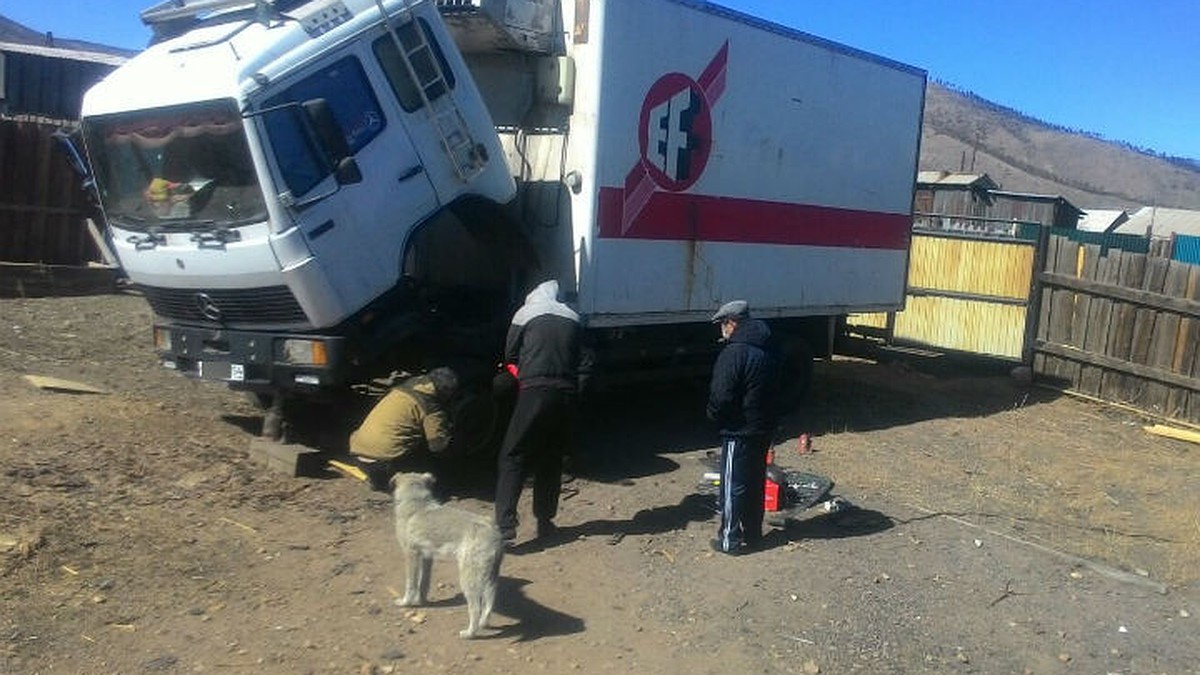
left=110, top=213, right=146, bottom=228
left=127, top=227, right=166, bottom=250
left=190, top=225, right=242, bottom=247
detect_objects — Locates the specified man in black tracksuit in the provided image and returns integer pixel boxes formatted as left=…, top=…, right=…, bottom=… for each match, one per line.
left=494, top=280, right=583, bottom=542
left=706, top=300, right=782, bottom=555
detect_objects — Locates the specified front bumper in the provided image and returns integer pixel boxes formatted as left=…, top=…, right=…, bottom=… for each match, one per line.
left=155, top=322, right=348, bottom=394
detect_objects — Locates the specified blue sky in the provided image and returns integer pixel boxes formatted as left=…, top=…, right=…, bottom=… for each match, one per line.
left=4, top=0, right=1198, bottom=160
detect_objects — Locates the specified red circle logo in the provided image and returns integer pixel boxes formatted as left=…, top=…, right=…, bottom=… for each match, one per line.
left=637, top=73, right=713, bottom=192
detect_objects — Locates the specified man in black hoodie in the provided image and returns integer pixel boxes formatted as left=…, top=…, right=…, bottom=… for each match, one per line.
left=494, top=280, right=584, bottom=543
left=706, top=300, right=782, bottom=555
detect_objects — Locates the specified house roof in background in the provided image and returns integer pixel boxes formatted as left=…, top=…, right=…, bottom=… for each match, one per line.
left=0, top=14, right=135, bottom=62
left=990, top=190, right=1084, bottom=218
left=1124, top=207, right=1200, bottom=239
left=1077, top=209, right=1130, bottom=233
left=916, top=171, right=999, bottom=190
left=0, top=40, right=128, bottom=66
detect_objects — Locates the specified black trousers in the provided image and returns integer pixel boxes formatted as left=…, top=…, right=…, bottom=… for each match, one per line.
left=494, top=386, right=577, bottom=535
left=716, top=434, right=770, bottom=551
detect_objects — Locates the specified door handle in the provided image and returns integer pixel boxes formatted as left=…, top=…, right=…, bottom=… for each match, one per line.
left=398, top=165, right=425, bottom=182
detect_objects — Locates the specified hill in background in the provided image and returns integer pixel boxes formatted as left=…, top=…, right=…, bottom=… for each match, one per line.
left=921, top=81, right=1200, bottom=212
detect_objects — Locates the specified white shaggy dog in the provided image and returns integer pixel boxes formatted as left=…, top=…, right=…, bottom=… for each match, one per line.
left=390, top=472, right=504, bottom=638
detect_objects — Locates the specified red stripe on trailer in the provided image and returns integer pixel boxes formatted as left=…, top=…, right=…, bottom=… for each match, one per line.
left=597, top=188, right=911, bottom=250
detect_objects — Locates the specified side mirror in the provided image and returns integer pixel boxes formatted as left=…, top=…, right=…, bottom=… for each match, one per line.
left=301, top=99, right=363, bottom=186
left=52, top=128, right=101, bottom=210
left=52, top=128, right=91, bottom=179
left=334, top=157, right=362, bottom=185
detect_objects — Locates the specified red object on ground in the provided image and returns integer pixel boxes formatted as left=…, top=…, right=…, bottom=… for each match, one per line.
left=797, top=433, right=812, bottom=454
left=764, top=479, right=782, bottom=512
left=504, top=363, right=519, bottom=379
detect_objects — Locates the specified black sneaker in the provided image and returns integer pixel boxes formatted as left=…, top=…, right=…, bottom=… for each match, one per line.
left=357, top=459, right=394, bottom=493
left=536, top=519, right=559, bottom=539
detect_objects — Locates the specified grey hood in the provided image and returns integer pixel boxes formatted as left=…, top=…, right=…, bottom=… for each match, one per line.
left=512, top=280, right=580, bottom=326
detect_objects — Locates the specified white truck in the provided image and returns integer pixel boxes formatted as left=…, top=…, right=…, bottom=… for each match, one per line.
left=77, top=0, right=925, bottom=436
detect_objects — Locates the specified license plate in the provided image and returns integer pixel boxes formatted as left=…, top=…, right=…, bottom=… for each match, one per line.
left=198, top=361, right=245, bottom=382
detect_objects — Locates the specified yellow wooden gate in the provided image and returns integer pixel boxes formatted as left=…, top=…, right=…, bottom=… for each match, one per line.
left=850, top=230, right=1041, bottom=360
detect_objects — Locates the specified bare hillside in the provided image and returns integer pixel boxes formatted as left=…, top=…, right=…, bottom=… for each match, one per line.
left=921, top=82, right=1200, bottom=211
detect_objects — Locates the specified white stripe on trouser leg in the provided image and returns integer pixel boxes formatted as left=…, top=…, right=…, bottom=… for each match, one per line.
left=720, top=437, right=736, bottom=551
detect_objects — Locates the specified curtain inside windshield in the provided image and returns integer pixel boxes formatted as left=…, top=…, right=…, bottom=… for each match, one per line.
left=84, top=100, right=266, bottom=229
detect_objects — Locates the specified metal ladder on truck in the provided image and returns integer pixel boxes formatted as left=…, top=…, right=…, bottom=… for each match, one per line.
left=375, top=0, right=486, bottom=182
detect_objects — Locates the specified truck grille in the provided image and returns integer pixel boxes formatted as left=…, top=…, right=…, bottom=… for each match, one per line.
left=139, top=285, right=308, bottom=326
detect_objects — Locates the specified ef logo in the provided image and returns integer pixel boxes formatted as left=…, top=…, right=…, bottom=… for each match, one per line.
left=619, top=42, right=727, bottom=234
left=639, top=73, right=712, bottom=192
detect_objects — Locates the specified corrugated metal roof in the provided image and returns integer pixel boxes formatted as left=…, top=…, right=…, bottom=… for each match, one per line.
left=1124, top=206, right=1200, bottom=239
left=0, top=40, right=127, bottom=66
left=1077, top=209, right=1129, bottom=233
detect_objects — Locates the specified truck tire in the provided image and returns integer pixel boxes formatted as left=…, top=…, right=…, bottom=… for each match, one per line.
left=447, top=386, right=501, bottom=459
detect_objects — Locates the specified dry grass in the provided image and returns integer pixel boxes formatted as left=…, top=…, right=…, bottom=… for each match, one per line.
left=798, top=355, right=1200, bottom=586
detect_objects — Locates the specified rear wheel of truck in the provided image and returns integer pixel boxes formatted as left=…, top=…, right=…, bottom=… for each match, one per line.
left=447, top=385, right=501, bottom=459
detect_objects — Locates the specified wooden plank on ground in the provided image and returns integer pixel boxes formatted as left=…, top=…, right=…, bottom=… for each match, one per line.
left=1144, top=424, right=1200, bottom=445
left=22, top=374, right=109, bottom=394
left=247, top=438, right=326, bottom=477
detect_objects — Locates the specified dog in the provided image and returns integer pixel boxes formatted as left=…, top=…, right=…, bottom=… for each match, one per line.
left=390, top=472, right=504, bottom=638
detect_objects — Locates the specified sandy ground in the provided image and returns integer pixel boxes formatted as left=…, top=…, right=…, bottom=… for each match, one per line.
left=1, top=291, right=1197, bottom=674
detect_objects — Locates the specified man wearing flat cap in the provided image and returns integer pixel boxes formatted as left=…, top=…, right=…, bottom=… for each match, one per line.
left=706, top=299, right=782, bottom=555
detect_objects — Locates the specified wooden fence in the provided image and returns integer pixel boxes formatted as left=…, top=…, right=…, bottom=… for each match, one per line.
left=850, top=228, right=1200, bottom=425
left=1034, top=236, right=1200, bottom=424
left=848, top=229, right=1041, bottom=361
left=0, top=116, right=99, bottom=265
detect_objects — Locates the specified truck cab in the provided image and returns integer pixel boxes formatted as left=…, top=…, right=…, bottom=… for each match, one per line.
left=79, top=0, right=520, bottom=399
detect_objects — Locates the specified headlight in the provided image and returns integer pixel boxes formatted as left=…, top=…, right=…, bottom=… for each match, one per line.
left=279, top=338, right=328, bottom=365
left=154, top=327, right=173, bottom=351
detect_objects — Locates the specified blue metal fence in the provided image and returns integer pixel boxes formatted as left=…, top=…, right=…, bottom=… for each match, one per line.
left=1173, top=234, right=1200, bottom=265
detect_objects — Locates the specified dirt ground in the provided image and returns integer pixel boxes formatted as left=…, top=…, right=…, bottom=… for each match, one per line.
left=1, top=291, right=1197, bottom=674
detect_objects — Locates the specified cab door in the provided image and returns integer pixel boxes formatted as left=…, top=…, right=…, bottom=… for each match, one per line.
left=259, top=48, right=439, bottom=325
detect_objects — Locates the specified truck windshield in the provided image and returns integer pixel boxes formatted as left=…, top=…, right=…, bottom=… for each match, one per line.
left=82, top=100, right=266, bottom=231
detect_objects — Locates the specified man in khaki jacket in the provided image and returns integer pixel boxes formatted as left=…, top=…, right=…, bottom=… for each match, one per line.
left=349, top=367, right=458, bottom=491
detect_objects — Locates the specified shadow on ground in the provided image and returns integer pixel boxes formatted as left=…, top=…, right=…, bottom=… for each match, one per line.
left=492, top=577, right=585, bottom=641
left=219, top=345, right=1055, bottom=490
left=508, top=492, right=894, bottom=556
